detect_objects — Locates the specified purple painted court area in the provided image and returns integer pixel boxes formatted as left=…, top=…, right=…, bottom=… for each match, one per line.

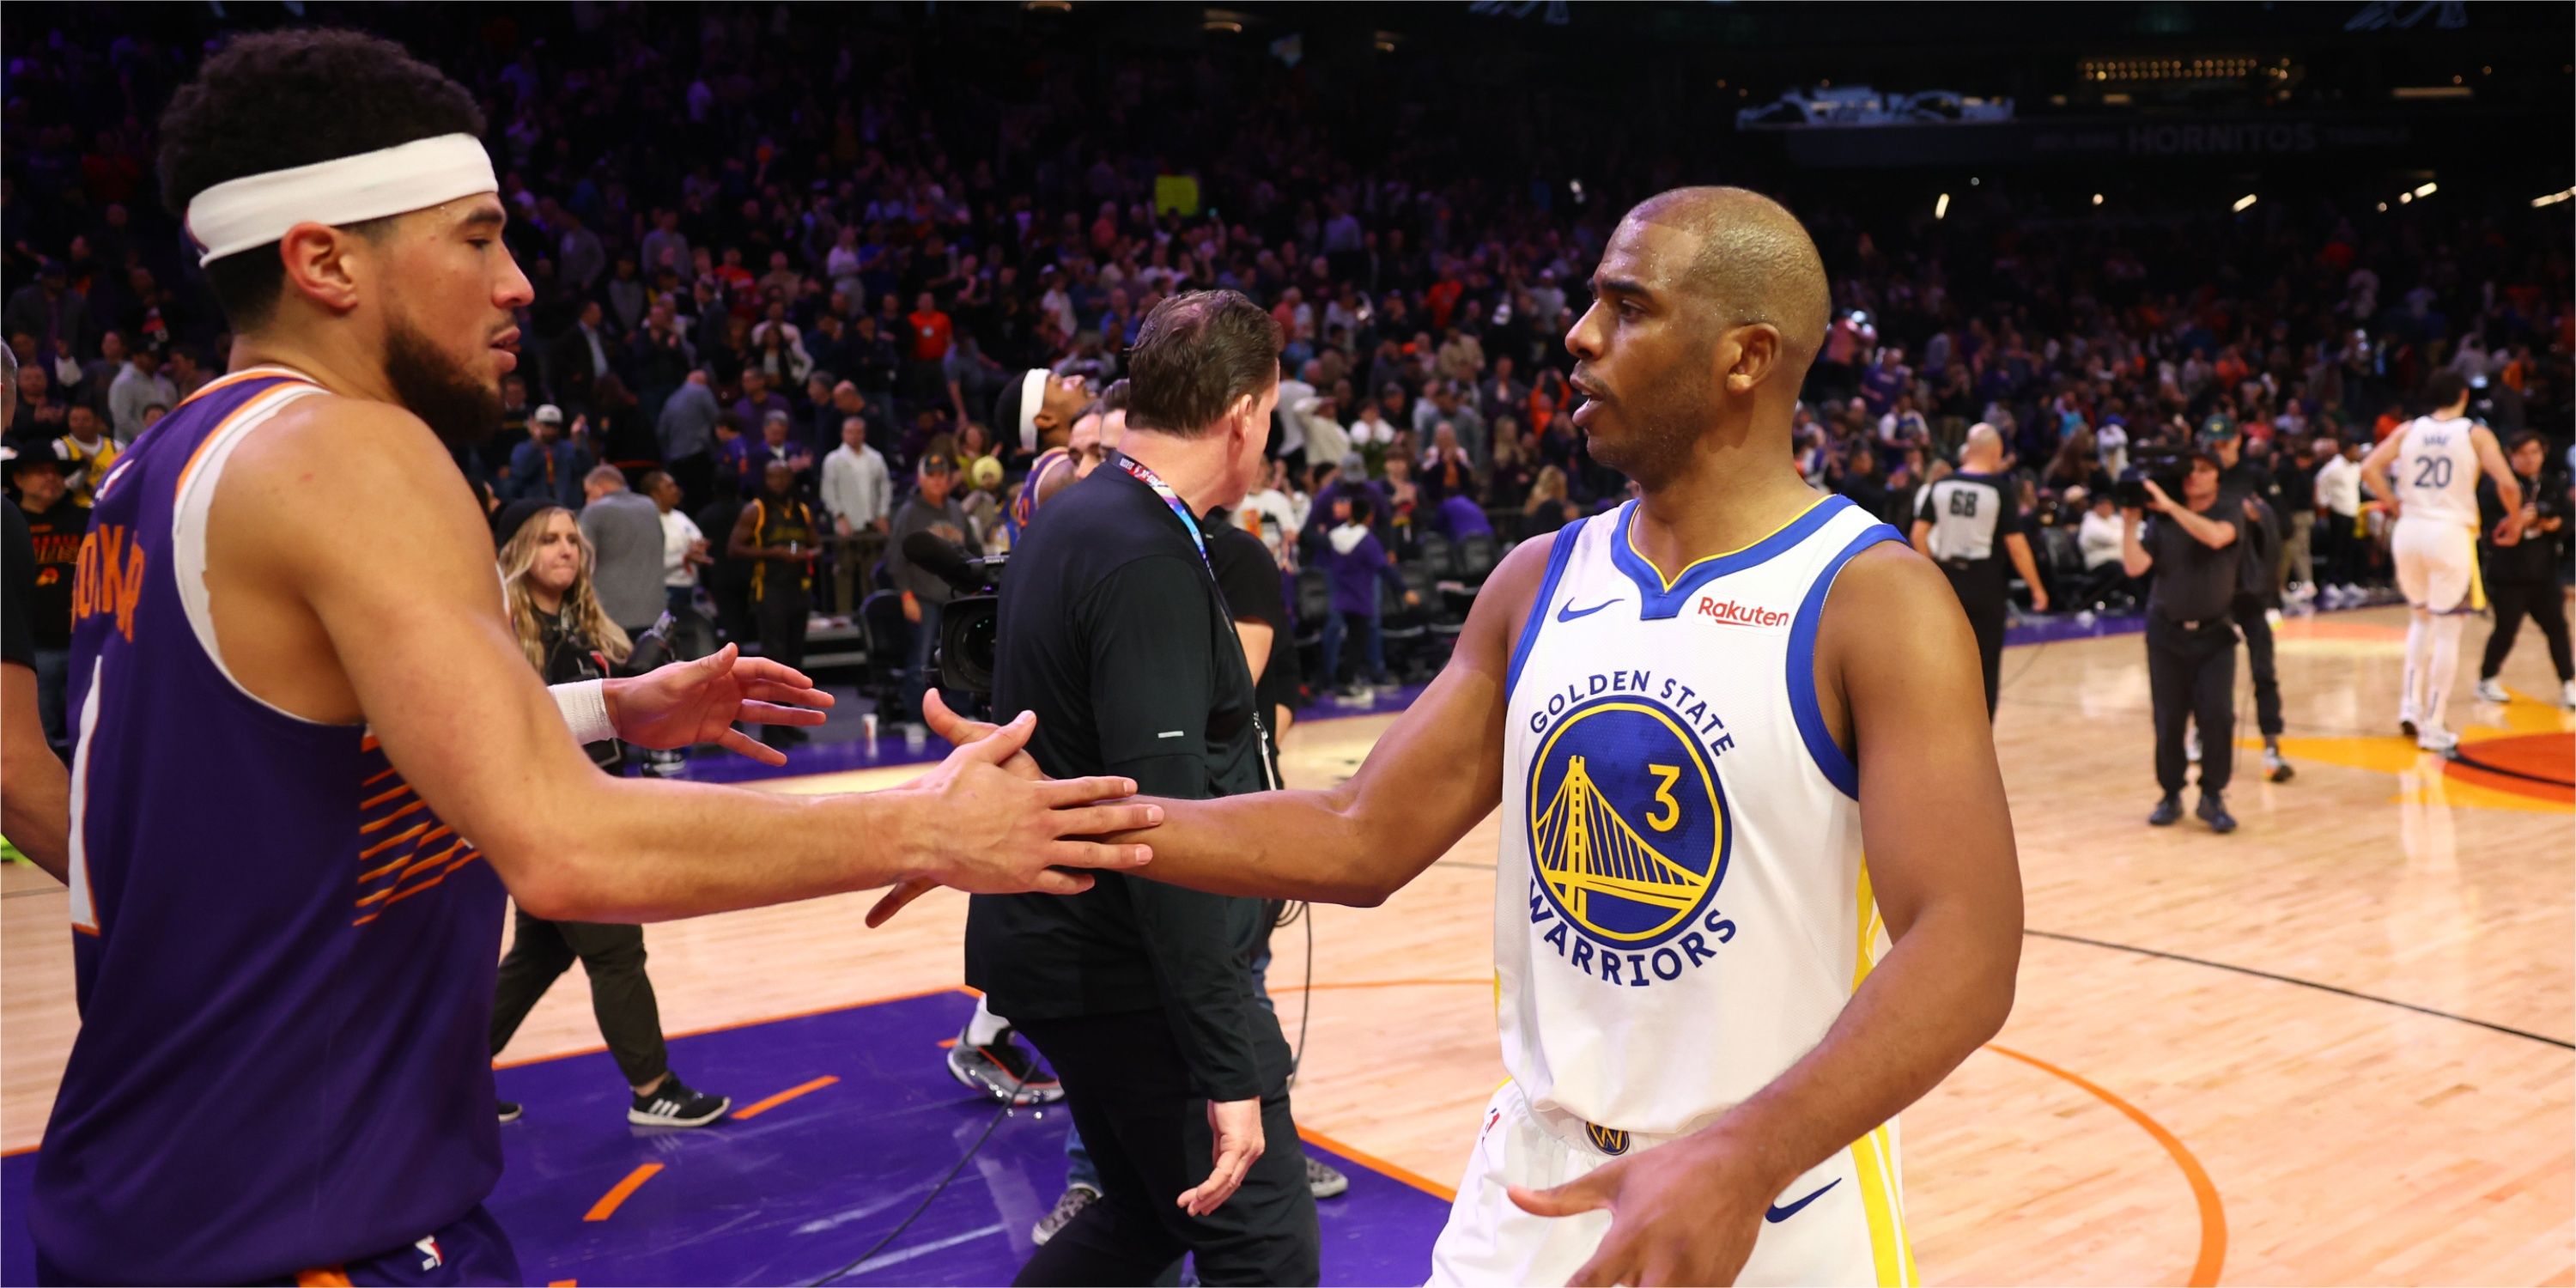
left=0, top=988, right=1449, bottom=1286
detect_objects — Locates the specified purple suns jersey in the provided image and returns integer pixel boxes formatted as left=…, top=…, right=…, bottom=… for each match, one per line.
left=38, top=368, right=510, bottom=1285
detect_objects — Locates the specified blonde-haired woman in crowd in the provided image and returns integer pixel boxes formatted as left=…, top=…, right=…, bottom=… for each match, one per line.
left=485, top=506, right=732, bottom=1129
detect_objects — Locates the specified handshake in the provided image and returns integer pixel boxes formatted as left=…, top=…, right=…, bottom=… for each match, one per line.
left=872, top=689, right=1160, bottom=923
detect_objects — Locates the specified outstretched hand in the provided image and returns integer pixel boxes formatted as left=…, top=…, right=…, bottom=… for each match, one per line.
left=865, top=689, right=1041, bottom=927
left=886, top=705, right=1159, bottom=903
left=605, top=643, right=833, bottom=767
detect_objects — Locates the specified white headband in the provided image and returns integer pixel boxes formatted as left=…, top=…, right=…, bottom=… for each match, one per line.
left=184, top=133, right=499, bottom=266
left=1017, top=368, right=1049, bottom=453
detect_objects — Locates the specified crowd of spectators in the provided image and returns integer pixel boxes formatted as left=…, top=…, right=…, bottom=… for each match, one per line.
left=4, top=6, right=2569, bottom=712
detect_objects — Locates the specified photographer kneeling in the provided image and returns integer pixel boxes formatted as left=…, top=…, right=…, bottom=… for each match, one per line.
left=969, top=290, right=1320, bottom=1285
left=2123, top=451, right=2245, bottom=835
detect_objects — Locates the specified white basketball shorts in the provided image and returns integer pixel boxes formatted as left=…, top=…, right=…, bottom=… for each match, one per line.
left=1425, top=1081, right=1917, bottom=1286
left=2392, top=517, right=2482, bottom=615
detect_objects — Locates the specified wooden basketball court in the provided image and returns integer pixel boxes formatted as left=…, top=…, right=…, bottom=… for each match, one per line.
left=5, top=601, right=2570, bottom=1284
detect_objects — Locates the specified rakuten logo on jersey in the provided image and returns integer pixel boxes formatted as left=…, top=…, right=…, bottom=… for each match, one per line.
left=1696, top=596, right=1791, bottom=629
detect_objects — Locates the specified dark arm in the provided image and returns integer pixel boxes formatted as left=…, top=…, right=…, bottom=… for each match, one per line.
left=727, top=503, right=769, bottom=561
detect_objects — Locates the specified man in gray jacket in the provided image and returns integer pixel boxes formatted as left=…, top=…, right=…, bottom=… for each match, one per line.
left=580, top=466, right=671, bottom=645
left=657, top=369, right=722, bottom=507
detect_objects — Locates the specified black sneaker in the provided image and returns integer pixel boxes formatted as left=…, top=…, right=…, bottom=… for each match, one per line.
left=2147, top=794, right=2183, bottom=827
left=1306, top=1155, right=1350, bottom=1199
left=629, top=1076, right=731, bottom=1127
left=2196, top=791, right=2237, bottom=835
left=948, top=1030, right=1065, bottom=1106
left=497, top=1101, right=522, bottom=1124
left=1031, top=1183, right=1100, bottom=1245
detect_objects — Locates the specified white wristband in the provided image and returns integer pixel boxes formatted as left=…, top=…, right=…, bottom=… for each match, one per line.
left=550, top=679, right=617, bottom=745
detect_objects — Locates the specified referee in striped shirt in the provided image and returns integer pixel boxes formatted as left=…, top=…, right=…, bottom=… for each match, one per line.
left=1911, top=423, right=2048, bottom=718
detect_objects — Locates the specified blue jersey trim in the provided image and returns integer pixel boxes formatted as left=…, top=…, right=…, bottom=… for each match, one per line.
left=1504, top=516, right=1591, bottom=702
left=1786, top=522, right=1905, bottom=800
left=1612, top=495, right=1854, bottom=619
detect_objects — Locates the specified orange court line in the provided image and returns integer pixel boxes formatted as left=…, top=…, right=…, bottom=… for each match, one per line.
left=731, top=1074, right=841, bottom=1121
left=549, top=1281, right=578, bottom=1286
left=1298, top=1126, right=1456, bottom=1202
left=1987, top=1042, right=2227, bottom=1288
left=582, top=1163, right=665, bottom=1223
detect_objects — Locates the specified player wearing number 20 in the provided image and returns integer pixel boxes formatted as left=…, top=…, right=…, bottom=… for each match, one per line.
left=2360, top=370, right=2521, bottom=752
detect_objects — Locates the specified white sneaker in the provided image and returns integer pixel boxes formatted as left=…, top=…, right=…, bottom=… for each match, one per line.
left=2186, top=726, right=2202, bottom=764
left=2416, top=725, right=2459, bottom=753
left=2399, top=708, right=2420, bottom=738
left=2475, top=679, right=2512, bottom=704
left=2562, top=680, right=2576, bottom=710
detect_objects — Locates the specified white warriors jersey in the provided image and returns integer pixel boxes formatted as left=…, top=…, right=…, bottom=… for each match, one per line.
left=2392, top=415, right=2482, bottom=529
left=1498, top=493, right=1904, bottom=1137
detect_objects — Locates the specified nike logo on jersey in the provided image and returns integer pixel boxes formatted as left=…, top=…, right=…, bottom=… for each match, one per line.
left=1557, top=596, right=1622, bottom=623
left=1765, top=1178, right=1839, bottom=1223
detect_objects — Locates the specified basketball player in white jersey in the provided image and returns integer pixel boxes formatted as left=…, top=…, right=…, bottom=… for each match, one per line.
left=2359, top=371, right=2521, bottom=750
left=885, top=187, right=2023, bottom=1286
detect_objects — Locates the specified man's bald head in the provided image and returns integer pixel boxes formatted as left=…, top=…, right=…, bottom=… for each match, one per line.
left=1625, top=186, right=1831, bottom=375
left=1962, top=422, right=2004, bottom=471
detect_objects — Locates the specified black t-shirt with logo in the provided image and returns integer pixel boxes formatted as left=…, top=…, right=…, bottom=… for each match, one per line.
left=19, top=496, right=83, bottom=649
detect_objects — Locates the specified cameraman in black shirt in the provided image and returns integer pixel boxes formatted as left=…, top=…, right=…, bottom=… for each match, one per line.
left=969, top=291, right=1320, bottom=1285
left=2123, top=450, right=2245, bottom=834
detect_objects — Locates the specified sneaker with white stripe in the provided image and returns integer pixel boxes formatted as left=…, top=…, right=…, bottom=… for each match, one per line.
left=629, top=1075, right=731, bottom=1127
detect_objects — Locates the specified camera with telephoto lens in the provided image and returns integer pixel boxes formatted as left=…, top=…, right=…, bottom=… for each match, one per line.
left=898, top=529, right=1009, bottom=697
left=2114, top=443, right=2190, bottom=510
left=934, top=556, right=1008, bottom=698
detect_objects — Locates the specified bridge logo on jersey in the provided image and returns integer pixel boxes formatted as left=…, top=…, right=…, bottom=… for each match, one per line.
left=1525, top=693, right=1733, bottom=988
left=1583, top=1122, right=1632, bottom=1156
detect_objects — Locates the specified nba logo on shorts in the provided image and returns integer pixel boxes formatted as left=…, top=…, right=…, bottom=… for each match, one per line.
left=1526, top=694, right=1731, bottom=970
left=1584, top=1121, right=1631, bottom=1156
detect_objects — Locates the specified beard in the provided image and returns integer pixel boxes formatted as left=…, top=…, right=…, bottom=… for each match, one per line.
left=1582, top=390, right=1706, bottom=489
left=384, top=315, right=502, bottom=451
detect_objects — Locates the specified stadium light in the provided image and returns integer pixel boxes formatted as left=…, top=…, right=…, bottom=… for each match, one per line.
left=2399, top=191, right=2413, bottom=204
left=2413, top=181, right=2438, bottom=198
left=2092, top=193, right=2105, bottom=206
left=2535, top=189, right=2576, bottom=208
left=2232, top=193, right=2258, bottom=213
left=1935, top=192, right=1950, bottom=220
left=2378, top=202, right=2390, bottom=212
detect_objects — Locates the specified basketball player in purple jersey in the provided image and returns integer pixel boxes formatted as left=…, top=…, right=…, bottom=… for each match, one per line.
left=39, top=30, right=1157, bottom=1285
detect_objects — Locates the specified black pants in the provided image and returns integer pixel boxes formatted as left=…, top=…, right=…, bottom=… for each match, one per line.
left=2482, top=580, right=2575, bottom=683
left=2148, top=614, right=2236, bottom=796
left=2229, top=593, right=2283, bottom=738
left=1012, top=1011, right=1320, bottom=1287
left=756, top=582, right=810, bottom=671
left=490, top=908, right=668, bottom=1088
left=1943, top=567, right=2008, bottom=719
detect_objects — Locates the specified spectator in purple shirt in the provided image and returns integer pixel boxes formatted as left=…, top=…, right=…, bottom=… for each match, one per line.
left=1312, top=494, right=1417, bottom=695
left=731, top=368, right=792, bottom=430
